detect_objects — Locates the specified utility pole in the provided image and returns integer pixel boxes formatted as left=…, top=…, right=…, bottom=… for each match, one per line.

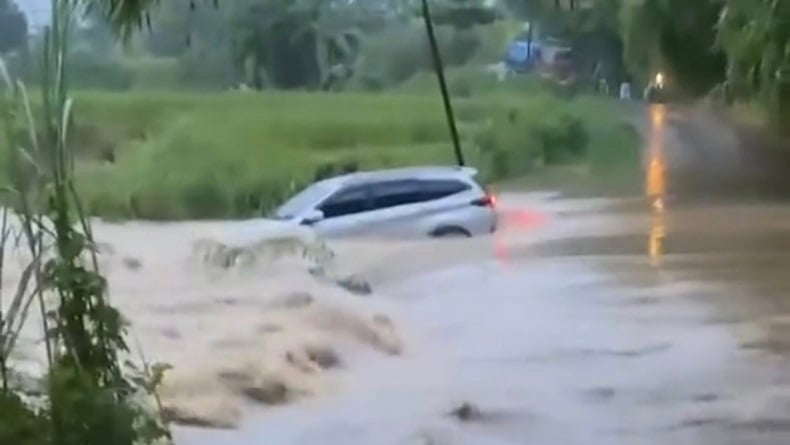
left=420, top=0, right=466, bottom=167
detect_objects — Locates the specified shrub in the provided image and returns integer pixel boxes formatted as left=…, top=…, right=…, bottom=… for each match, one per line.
left=534, top=113, right=590, bottom=164
left=400, top=68, right=551, bottom=99
left=468, top=22, right=513, bottom=64
left=180, top=176, right=233, bottom=219
left=1, top=90, right=638, bottom=220
left=123, top=57, right=181, bottom=90
left=177, top=48, right=237, bottom=90
left=474, top=106, right=543, bottom=180
left=61, top=92, right=454, bottom=219
left=355, top=23, right=484, bottom=88
left=68, top=49, right=134, bottom=90
left=352, top=74, right=386, bottom=92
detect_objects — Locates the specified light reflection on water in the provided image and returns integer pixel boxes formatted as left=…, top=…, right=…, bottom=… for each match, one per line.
left=646, top=105, right=667, bottom=266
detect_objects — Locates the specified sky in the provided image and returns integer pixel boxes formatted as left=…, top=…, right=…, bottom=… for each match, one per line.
left=16, top=0, right=51, bottom=32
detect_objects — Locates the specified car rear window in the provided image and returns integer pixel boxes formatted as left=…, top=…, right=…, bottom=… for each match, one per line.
left=368, top=178, right=472, bottom=210
left=371, top=180, right=424, bottom=209
left=419, top=179, right=471, bottom=201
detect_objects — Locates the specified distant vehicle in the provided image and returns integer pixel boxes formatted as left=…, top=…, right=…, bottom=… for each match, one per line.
left=503, top=38, right=576, bottom=85
left=504, top=40, right=542, bottom=73
left=272, top=166, right=498, bottom=239
left=645, top=72, right=668, bottom=103
left=549, top=47, right=575, bottom=85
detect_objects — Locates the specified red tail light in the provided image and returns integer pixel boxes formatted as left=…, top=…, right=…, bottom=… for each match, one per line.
left=472, top=193, right=496, bottom=208
left=486, top=193, right=497, bottom=207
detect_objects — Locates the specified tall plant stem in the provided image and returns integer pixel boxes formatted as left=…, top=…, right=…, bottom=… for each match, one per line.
left=0, top=208, right=8, bottom=392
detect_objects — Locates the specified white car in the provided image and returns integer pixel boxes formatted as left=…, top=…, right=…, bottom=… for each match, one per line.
left=272, top=166, right=498, bottom=238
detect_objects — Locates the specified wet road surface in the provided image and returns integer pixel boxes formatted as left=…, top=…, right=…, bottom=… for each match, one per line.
left=176, top=105, right=790, bottom=444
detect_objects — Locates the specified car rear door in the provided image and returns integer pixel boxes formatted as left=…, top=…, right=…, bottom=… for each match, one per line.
left=411, top=178, right=479, bottom=229
left=419, top=179, right=473, bottom=209
left=366, top=179, right=432, bottom=237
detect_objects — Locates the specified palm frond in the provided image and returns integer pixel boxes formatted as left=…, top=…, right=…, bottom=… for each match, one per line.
left=86, top=0, right=161, bottom=37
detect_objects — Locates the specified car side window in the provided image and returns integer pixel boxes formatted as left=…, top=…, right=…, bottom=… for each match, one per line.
left=371, top=180, right=424, bottom=210
left=318, top=187, right=372, bottom=218
left=419, top=179, right=471, bottom=201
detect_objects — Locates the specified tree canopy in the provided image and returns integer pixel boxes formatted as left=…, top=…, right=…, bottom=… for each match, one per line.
left=505, top=0, right=789, bottom=119
left=0, top=0, right=27, bottom=54
left=8, top=0, right=787, bottom=120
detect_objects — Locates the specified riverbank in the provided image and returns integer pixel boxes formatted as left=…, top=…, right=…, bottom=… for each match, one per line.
left=0, top=88, right=639, bottom=220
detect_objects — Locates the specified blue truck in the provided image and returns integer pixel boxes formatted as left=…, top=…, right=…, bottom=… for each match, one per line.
left=504, top=38, right=576, bottom=86
left=504, top=40, right=543, bottom=73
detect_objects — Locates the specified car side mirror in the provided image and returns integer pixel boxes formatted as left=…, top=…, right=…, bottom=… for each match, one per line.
left=301, top=209, right=325, bottom=226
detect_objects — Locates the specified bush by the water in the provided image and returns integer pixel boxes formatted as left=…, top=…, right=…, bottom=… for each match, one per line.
left=350, top=22, right=513, bottom=91
left=0, top=85, right=638, bottom=220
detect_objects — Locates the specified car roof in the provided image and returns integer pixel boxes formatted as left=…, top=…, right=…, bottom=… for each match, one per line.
left=318, top=165, right=479, bottom=189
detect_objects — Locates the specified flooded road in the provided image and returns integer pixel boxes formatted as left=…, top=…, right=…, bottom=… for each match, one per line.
left=8, top=104, right=790, bottom=443
left=173, top=105, right=790, bottom=444
left=171, top=197, right=790, bottom=444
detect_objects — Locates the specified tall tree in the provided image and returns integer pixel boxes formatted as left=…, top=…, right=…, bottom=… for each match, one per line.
left=230, top=0, right=364, bottom=90
left=505, top=0, right=626, bottom=82
left=621, top=0, right=726, bottom=94
left=717, top=0, right=790, bottom=117
left=0, top=0, right=28, bottom=54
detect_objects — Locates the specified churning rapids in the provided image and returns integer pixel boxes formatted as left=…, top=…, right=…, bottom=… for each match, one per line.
left=2, top=215, right=413, bottom=429
left=8, top=105, right=790, bottom=444
left=7, top=189, right=790, bottom=445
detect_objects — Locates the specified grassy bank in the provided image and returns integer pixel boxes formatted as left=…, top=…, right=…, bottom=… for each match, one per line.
left=1, top=84, right=640, bottom=220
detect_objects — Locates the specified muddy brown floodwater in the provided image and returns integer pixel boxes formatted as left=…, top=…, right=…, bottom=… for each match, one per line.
left=173, top=105, right=790, bottom=444
left=7, top=104, right=790, bottom=444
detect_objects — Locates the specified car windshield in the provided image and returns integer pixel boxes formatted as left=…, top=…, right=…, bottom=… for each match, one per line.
left=274, top=182, right=333, bottom=219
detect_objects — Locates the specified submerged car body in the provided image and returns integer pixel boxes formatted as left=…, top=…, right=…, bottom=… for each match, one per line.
left=273, top=166, right=498, bottom=239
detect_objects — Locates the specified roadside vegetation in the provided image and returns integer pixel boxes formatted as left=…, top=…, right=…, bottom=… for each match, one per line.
left=17, top=85, right=633, bottom=220
left=0, top=0, right=641, bottom=221
left=1, top=2, right=173, bottom=445
left=504, top=0, right=790, bottom=130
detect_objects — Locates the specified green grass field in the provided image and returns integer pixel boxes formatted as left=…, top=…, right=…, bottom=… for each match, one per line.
left=1, top=84, right=641, bottom=220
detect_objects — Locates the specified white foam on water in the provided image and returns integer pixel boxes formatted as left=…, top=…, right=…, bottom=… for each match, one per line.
left=2, top=217, right=409, bottom=429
